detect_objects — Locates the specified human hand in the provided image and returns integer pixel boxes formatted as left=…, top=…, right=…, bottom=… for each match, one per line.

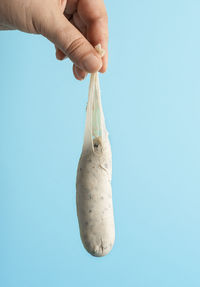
left=0, top=0, right=108, bottom=80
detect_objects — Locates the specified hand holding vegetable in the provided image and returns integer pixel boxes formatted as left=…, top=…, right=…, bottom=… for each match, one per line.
left=0, top=0, right=108, bottom=80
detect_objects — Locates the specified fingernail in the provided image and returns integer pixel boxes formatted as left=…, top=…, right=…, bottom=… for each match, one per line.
left=82, top=54, right=102, bottom=73
left=56, top=49, right=68, bottom=61
left=75, top=66, right=86, bottom=80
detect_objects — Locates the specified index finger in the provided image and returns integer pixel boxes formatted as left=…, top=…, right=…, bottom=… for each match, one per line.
left=78, top=0, right=108, bottom=73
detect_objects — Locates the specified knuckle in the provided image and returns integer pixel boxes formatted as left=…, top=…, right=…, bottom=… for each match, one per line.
left=56, top=26, right=86, bottom=59
left=65, top=37, right=86, bottom=58
left=97, top=9, right=108, bottom=23
left=54, top=26, right=67, bottom=46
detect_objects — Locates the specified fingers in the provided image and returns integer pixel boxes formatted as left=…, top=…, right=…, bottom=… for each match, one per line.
left=64, top=0, right=78, bottom=15
left=55, top=46, right=87, bottom=81
left=72, top=12, right=87, bottom=36
left=78, top=0, right=109, bottom=73
left=78, top=0, right=108, bottom=24
left=87, top=18, right=108, bottom=73
left=44, top=0, right=108, bottom=79
left=73, top=64, right=87, bottom=80
left=56, top=47, right=87, bottom=81
left=44, top=12, right=102, bottom=73
left=55, top=12, right=87, bottom=63
left=55, top=47, right=66, bottom=60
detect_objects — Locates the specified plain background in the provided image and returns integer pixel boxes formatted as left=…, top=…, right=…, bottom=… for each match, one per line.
left=1, top=1, right=200, bottom=286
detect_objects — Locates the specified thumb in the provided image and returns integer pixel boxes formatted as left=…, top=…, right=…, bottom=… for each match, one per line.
left=43, top=13, right=102, bottom=73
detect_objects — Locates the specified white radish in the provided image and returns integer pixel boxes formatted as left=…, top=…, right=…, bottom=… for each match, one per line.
left=76, top=51, right=115, bottom=256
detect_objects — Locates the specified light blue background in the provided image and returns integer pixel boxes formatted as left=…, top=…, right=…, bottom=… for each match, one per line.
left=1, top=1, right=200, bottom=286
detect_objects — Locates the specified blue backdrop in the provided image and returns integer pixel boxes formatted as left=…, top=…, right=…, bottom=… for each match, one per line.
left=1, top=1, right=200, bottom=286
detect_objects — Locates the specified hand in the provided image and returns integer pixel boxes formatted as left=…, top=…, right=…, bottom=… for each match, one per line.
left=0, top=0, right=108, bottom=80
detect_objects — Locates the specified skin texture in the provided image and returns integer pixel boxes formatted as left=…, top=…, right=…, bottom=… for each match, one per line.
left=0, top=0, right=108, bottom=80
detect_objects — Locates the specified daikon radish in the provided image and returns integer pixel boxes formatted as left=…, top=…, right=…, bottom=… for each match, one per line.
left=76, top=46, right=115, bottom=257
